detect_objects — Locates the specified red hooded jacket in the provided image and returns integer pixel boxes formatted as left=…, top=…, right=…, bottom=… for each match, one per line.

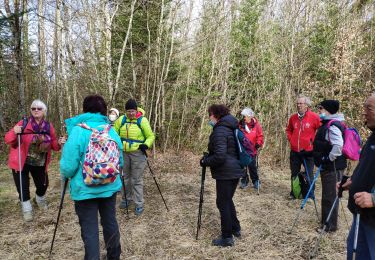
left=239, top=118, right=264, bottom=155
left=286, top=109, right=320, bottom=152
left=4, top=119, right=61, bottom=172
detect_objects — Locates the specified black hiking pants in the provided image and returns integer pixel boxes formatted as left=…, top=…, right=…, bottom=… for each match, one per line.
left=241, top=156, right=258, bottom=185
left=290, top=151, right=315, bottom=197
left=75, top=193, right=121, bottom=260
left=216, top=179, right=241, bottom=238
left=320, top=169, right=343, bottom=231
left=12, top=164, right=48, bottom=201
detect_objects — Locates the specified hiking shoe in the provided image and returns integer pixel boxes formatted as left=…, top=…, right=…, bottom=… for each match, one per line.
left=316, top=226, right=337, bottom=233
left=232, top=230, right=241, bottom=238
left=212, top=237, right=234, bottom=247
left=135, top=207, right=144, bottom=216
left=253, top=180, right=260, bottom=190
left=23, top=211, right=33, bottom=222
left=21, top=200, right=33, bottom=222
left=119, top=200, right=130, bottom=209
left=239, top=178, right=249, bottom=189
left=35, top=195, right=48, bottom=210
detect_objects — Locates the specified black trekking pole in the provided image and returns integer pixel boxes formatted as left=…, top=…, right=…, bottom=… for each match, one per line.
left=120, top=170, right=129, bottom=215
left=303, top=158, right=320, bottom=223
left=308, top=175, right=349, bottom=259
left=196, top=157, right=207, bottom=240
left=142, top=151, right=169, bottom=211
left=289, top=165, right=322, bottom=234
left=49, top=178, right=69, bottom=257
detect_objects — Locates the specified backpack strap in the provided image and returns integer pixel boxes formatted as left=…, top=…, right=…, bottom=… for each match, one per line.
left=326, top=120, right=345, bottom=144
left=119, top=115, right=145, bottom=148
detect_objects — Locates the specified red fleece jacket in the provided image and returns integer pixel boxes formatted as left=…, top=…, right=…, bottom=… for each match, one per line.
left=286, top=109, right=320, bottom=152
left=4, top=120, right=61, bottom=172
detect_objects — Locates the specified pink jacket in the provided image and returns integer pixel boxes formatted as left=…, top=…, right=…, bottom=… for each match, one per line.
left=4, top=120, right=61, bottom=172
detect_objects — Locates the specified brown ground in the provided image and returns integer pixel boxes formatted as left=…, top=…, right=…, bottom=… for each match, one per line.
left=0, top=151, right=350, bottom=259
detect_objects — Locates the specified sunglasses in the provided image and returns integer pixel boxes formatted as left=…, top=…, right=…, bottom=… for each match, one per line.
left=31, top=107, right=43, bottom=111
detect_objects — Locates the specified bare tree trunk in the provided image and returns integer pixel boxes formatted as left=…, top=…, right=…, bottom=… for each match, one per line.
left=38, top=0, right=46, bottom=98
left=103, top=0, right=118, bottom=103
left=4, top=0, right=26, bottom=114
left=112, top=0, right=137, bottom=103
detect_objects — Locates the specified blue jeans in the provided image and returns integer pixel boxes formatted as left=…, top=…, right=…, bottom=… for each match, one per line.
left=75, top=194, right=121, bottom=260
left=347, top=215, right=375, bottom=260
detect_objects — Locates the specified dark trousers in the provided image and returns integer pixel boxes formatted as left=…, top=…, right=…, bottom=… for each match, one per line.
left=12, top=164, right=48, bottom=201
left=241, top=157, right=258, bottom=185
left=290, top=151, right=315, bottom=195
left=216, top=179, right=241, bottom=238
left=320, top=169, right=343, bottom=231
left=74, top=194, right=121, bottom=260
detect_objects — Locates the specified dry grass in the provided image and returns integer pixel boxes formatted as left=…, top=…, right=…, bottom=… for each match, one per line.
left=0, top=151, right=349, bottom=259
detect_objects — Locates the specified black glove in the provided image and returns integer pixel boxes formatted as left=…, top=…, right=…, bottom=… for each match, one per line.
left=255, top=144, right=260, bottom=150
left=139, top=144, right=148, bottom=153
left=200, top=155, right=208, bottom=167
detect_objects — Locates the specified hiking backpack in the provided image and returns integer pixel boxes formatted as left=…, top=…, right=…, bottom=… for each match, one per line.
left=292, top=172, right=311, bottom=199
left=234, top=128, right=255, bottom=168
left=120, top=115, right=144, bottom=135
left=327, top=120, right=361, bottom=161
left=79, top=123, right=120, bottom=186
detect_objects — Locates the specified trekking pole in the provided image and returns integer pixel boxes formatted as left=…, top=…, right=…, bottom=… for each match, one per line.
left=120, top=169, right=129, bottom=215
left=340, top=199, right=349, bottom=229
left=142, top=151, right=169, bottom=211
left=303, top=158, right=320, bottom=223
left=288, top=165, right=322, bottom=234
left=17, top=116, right=28, bottom=204
left=49, top=178, right=69, bottom=257
left=308, top=175, right=349, bottom=259
left=256, top=149, right=261, bottom=195
left=196, top=155, right=207, bottom=240
left=352, top=211, right=360, bottom=260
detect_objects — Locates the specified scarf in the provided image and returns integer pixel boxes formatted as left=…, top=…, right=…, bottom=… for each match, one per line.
left=30, top=116, right=51, bottom=152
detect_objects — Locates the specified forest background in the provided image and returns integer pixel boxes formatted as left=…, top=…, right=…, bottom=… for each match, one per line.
left=1, top=0, right=375, bottom=164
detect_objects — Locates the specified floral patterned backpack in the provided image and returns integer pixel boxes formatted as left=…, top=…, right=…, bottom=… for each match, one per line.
left=78, top=123, right=120, bottom=186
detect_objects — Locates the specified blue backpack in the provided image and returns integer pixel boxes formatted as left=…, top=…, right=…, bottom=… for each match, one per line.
left=234, top=129, right=255, bottom=168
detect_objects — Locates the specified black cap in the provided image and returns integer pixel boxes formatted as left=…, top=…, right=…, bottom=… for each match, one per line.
left=125, top=99, right=137, bottom=110
left=320, top=100, right=340, bottom=114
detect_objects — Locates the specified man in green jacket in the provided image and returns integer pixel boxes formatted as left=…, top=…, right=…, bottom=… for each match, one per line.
left=114, top=98, right=155, bottom=215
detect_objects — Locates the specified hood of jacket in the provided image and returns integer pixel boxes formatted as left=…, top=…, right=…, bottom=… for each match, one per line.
left=323, top=113, right=345, bottom=122
left=65, top=112, right=109, bottom=135
left=214, top=114, right=238, bottom=130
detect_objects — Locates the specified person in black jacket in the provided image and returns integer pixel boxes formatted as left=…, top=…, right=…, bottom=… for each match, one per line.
left=200, top=104, right=244, bottom=247
left=342, top=93, right=375, bottom=259
left=313, top=99, right=347, bottom=232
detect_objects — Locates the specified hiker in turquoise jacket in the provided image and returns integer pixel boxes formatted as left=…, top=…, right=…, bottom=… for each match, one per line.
left=60, top=95, right=123, bottom=260
left=114, top=98, right=155, bottom=216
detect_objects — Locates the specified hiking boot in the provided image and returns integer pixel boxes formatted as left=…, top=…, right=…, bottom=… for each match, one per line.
left=21, top=200, right=33, bottom=222
left=23, top=211, right=33, bottom=222
left=135, top=207, right=144, bottom=216
left=239, top=178, right=249, bottom=189
left=35, top=195, right=48, bottom=210
left=253, top=180, right=260, bottom=190
left=232, top=230, right=241, bottom=238
left=316, top=226, right=337, bottom=233
left=119, top=200, right=130, bottom=209
left=212, top=237, right=234, bottom=247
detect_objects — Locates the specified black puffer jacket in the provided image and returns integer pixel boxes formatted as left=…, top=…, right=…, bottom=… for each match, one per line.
left=204, top=114, right=244, bottom=180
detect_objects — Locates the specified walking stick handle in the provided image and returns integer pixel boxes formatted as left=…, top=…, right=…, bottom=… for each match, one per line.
left=338, top=175, right=350, bottom=198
